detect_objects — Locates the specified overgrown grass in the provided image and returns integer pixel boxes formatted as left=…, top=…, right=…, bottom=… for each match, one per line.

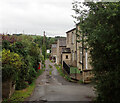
left=49, top=65, right=53, bottom=75
left=49, top=69, right=52, bottom=75
left=49, top=64, right=52, bottom=68
left=36, top=69, right=44, bottom=78
left=55, top=64, right=71, bottom=81
left=78, top=80, right=84, bottom=84
left=2, top=82, right=35, bottom=103
left=50, top=59, right=53, bottom=63
left=2, top=69, right=44, bottom=103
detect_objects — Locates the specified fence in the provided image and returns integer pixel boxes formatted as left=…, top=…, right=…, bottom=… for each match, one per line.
left=63, top=61, right=70, bottom=74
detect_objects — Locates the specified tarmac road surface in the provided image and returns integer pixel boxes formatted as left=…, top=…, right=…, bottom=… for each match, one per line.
left=26, top=60, right=95, bottom=102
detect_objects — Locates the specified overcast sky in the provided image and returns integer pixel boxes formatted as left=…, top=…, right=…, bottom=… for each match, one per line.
left=0, top=0, right=83, bottom=37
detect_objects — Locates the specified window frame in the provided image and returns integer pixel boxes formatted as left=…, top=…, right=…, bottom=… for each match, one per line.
left=66, top=55, right=68, bottom=59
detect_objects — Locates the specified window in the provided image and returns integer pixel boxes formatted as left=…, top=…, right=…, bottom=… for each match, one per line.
left=66, top=55, right=68, bottom=59
left=79, top=47, right=82, bottom=63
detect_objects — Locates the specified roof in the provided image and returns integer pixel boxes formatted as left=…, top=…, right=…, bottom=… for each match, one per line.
left=51, top=44, right=57, bottom=48
left=59, top=38, right=66, bottom=47
left=76, top=22, right=80, bottom=26
left=62, top=48, right=71, bottom=53
left=66, top=28, right=76, bottom=34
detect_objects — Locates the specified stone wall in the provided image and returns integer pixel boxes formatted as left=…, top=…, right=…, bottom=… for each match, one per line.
left=83, top=70, right=93, bottom=83
left=2, top=80, right=15, bottom=98
left=62, top=53, right=71, bottom=66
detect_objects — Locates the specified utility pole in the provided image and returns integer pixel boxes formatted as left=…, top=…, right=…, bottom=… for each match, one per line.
left=43, top=31, right=46, bottom=45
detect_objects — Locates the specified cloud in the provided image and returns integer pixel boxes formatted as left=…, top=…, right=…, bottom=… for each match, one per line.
left=0, top=0, right=75, bottom=36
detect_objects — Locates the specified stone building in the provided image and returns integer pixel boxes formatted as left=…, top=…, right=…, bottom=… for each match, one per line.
left=50, top=26, right=93, bottom=83
left=76, top=24, right=93, bottom=83
left=51, top=43, right=57, bottom=63
left=56, top=38, right=66, bottom=65
left=66, top=28, right=77, bottom=67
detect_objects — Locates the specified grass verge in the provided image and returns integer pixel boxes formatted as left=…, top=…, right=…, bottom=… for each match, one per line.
left=2, top=69, right=44, bottom=103
left=55, top=64, right=71, bottom=81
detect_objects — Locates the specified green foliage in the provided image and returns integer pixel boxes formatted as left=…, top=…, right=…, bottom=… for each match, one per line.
left=46, top=37, right=56, bottom=49
left=64, top=75, right=71, bottom=81
left=55, top=65, right=71, bottom=81
left=70, top=67, right=80, bottom=74
left=2, top=81, right=36, bottom=102
left=49, top=64, right=52, bottom=68
left=73, top=2, right=120, bottom=103
left=2, top=69, right=44, bottom=102
left=2, top=40, right=10, bottom=50
left=2, top=35, right=44, bottom=90
left=34, top=36, right=43, bottom=48
left=47, top=53, right=50, bottom=58
left=42, top=44, right=46, bottom=60
left=2, top=49, right=22, bottom=81
left=34, top=36, right=56, bottom=49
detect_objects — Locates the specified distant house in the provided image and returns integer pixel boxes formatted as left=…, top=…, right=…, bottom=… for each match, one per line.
left=56, top=38, right=66, bottom=65
left=62, top=24, right=93, bottom=83
left=51, top=43, right=57, bottom=63
left=50, top=26, right=93, bottom=83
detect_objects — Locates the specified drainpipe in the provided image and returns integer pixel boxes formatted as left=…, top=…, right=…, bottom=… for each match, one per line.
left=82, top=33, right=84, bottom=71
left=76, top=28, right=77, bottom=66
left=75, top=25, right=77, bottom=80
left=76, top=24, right=78, bottom=67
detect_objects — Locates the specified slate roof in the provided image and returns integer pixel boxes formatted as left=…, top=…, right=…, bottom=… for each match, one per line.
left=66, top=28, right=76, bottom=33
left=59, top=38, right=66, bottom=47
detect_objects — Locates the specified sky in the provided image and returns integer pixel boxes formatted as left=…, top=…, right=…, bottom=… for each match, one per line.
left=0, top=0, right=83, bottom=37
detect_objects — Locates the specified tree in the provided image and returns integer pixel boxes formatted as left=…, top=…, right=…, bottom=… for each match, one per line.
left=34, top=36, right=43, bottom=48
left=42, top=44, right=46, bottom=60
left=2, top=49, right=22, bottom=81
left=73, top=1, right=120, bottom=103
left=2, top=35, right=42, bottom=90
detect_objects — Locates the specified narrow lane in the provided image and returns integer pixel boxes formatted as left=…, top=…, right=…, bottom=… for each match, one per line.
left=26, top=60, right=95, bottom=102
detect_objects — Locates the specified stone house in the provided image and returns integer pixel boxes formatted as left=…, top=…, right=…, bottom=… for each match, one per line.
left=76, top=24, right=93, bottom=83
left=56, top=38, right=66, bottom=65
left=50, top=26, right=93, bottom=83
left=66, top=28, right=77, bottom=67
left=51, top=43, right=57, bottom=63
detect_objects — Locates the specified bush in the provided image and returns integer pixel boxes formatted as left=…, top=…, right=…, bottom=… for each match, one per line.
left=27, top=68, right=37, bottom=84
left=2, top=35, right=43, bottom=90
left=15, top=63, right=29, bottom=90
left=2, top=49, right=22, bottom=81
left=47, top=53, right=50, bottom=58
left=15, top=79, right=28, bottom=90
left=73, top=2, right=120, bottom=102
